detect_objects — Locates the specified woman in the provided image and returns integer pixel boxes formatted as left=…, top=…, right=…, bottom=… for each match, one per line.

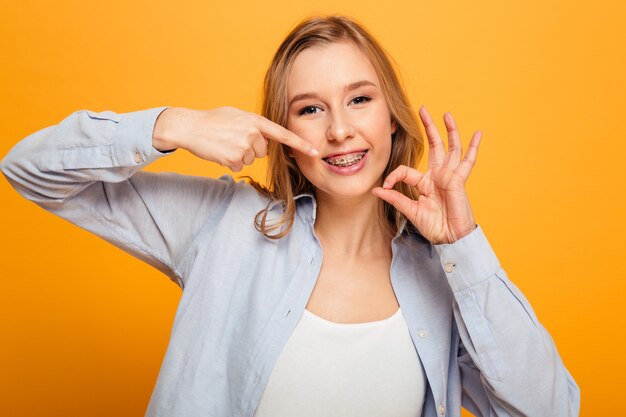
left=1, top=14, right=579, bottom=417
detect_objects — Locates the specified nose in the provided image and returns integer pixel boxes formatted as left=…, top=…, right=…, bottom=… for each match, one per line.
left=326, top=109, right=355, bottom=143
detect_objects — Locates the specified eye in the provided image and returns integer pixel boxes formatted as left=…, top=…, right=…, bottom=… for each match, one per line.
left=298, top=105, right=322, bottom=116
left=350, top=95, right=372, bottom=105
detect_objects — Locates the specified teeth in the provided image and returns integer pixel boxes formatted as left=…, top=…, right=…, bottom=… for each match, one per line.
left=325, top=152, right=366, bottom=167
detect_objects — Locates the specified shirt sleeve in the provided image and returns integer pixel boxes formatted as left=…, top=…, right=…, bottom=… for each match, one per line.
left=434, top=225, right=581, bottom=416
left=0, top=107, right=236, bottom=288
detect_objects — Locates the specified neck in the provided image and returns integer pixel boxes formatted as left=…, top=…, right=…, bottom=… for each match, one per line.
left=313, top=191, right=393, bottom=259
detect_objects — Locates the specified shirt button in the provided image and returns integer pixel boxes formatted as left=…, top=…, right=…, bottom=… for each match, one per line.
left=443, top=263, right=455, bottom=273
left=134, top=152, right=143, bottom=163
left=439, top=404, right=446, bottom=415
left=418, top=329, right=428, bottom=338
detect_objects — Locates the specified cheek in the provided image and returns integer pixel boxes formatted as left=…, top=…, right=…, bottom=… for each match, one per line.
left=292, top=153, right=315, bottom=173
left=291, top=155, right=320, bottom=188
left=286, top=118, right=306, bottom=139
left=288, top=119, right=325, bottom=147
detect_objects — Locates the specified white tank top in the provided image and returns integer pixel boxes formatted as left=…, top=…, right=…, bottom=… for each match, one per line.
left=253, top=307, right=427, bottom=417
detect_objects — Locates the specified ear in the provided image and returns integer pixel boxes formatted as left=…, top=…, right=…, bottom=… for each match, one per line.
left=391, top=118, right=398, bottom=135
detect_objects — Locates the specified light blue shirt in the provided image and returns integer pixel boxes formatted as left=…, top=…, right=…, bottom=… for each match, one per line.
left=0, top=107, right=581, bottom=417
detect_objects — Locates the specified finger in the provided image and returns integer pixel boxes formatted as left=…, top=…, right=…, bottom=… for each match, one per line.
left=382, top=165, right=425, bottom=189
left=229, top=161, right=244, bottom=172
left=242, top=148, right=256, bottom=166
left=251, top=135, right=268, bottom=159
left=456, top=130, right=482, bottom=180
left=419, top=106, right=445, bottom=168
left=443, top=112, right=462, bottom=169
left=258, top=117, right=319, bottom=157
left=372, top=187, right=419, bottom=221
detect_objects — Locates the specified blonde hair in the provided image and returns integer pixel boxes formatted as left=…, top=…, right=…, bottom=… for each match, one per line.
left=249, top=14, right=424, bottom=239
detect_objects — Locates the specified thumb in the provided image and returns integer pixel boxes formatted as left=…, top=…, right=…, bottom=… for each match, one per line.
left=372, top=187, right=418, bottom=220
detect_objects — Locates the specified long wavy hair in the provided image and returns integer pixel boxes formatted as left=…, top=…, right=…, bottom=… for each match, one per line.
left=249, top=14, right=424, bottom=239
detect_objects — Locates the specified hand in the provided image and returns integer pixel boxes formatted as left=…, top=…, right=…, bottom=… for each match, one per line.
left=152, top=106, right=319, bottom=172
left=372, top=106, right=482, bottom=244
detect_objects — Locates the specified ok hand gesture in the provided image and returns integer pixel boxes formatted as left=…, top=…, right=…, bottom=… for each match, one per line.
left=372, top=106, right=482, bottom=245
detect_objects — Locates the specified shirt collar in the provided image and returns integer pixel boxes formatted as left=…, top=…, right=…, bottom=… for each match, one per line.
left=293, top=191, right=317, bottom=222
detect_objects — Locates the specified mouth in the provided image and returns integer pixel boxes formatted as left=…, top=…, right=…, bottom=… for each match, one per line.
left=322, top=150, right=368, bottom=167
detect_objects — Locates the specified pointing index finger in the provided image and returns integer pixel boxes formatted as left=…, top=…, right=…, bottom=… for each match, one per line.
left=258, top=118, right=319, bottom=157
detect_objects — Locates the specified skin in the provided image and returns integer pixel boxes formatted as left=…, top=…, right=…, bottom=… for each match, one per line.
left=286, top=41, right=397, bottom=203
left=153, top=106, right=319, bottom=172
left=151, top=40, right=483, bottom=321
left=286, top=41, right=398, bottom=259
left=285, top=40, right=482, bottom=248
left=372, top=107, right=482, bottom=245
left=286, top=41, right=401, bottom=321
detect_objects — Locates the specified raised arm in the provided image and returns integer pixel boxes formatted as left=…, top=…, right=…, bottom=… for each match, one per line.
left=1, top=102, right=324, bottom=292
left=0, top=107, right=232, bottom=287
left=373, top=106, right=580, bottom=415
left=1, top=106, right=319, bottom=287
left=0, top=107, right=210, bottom=287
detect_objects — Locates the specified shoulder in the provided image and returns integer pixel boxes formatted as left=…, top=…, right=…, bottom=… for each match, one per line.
left=227, top=175, right=273, bottom=208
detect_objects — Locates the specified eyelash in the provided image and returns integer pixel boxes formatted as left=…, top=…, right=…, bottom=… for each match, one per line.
left=297, top=95, right=372, bottom=116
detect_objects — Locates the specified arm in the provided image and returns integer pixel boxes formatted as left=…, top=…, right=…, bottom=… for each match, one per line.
left=373, top=105, right=580, bottom=415
left=434, top=225, right=581, bottom=416
left=0, top=107, right=235, bottom=288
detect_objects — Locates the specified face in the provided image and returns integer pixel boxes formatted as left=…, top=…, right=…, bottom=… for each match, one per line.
left=286, top=40, right=397, bottom=202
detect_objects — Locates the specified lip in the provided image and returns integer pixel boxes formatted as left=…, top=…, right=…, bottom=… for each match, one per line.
left=322, top=149, right=369, bottom=159
left=322, top=150, right=369, bottom=176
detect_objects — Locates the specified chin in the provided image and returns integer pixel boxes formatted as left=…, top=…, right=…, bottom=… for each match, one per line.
left=313, top=180, right=380, bottom=201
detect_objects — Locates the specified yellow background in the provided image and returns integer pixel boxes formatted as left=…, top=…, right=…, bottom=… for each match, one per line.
left=1, top=0, right=624, bottom=415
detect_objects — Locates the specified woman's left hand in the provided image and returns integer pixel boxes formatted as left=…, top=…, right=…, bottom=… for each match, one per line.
left=372, top=106, right=482, bottom=245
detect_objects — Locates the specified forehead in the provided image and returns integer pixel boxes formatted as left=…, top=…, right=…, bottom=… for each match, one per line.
left=287, top=41, right=379, bottom=96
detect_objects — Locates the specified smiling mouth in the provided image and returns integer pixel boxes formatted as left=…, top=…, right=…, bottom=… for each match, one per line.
left=323, top=150, right=368, bottom=167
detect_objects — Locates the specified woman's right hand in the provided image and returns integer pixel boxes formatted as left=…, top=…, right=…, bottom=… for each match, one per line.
left=152, top=106, right=319, bottom=172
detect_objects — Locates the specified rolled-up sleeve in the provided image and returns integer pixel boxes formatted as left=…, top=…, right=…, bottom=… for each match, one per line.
left=434, top=225, right=581, bottom=416
left=1, top=108, right=236, bottom=288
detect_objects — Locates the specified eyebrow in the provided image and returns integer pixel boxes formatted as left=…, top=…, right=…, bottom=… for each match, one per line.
left=288, top=80, right=377, bottom=107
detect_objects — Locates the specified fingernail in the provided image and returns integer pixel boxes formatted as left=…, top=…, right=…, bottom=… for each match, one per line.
left=309, top=148, right=319, bottom=157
